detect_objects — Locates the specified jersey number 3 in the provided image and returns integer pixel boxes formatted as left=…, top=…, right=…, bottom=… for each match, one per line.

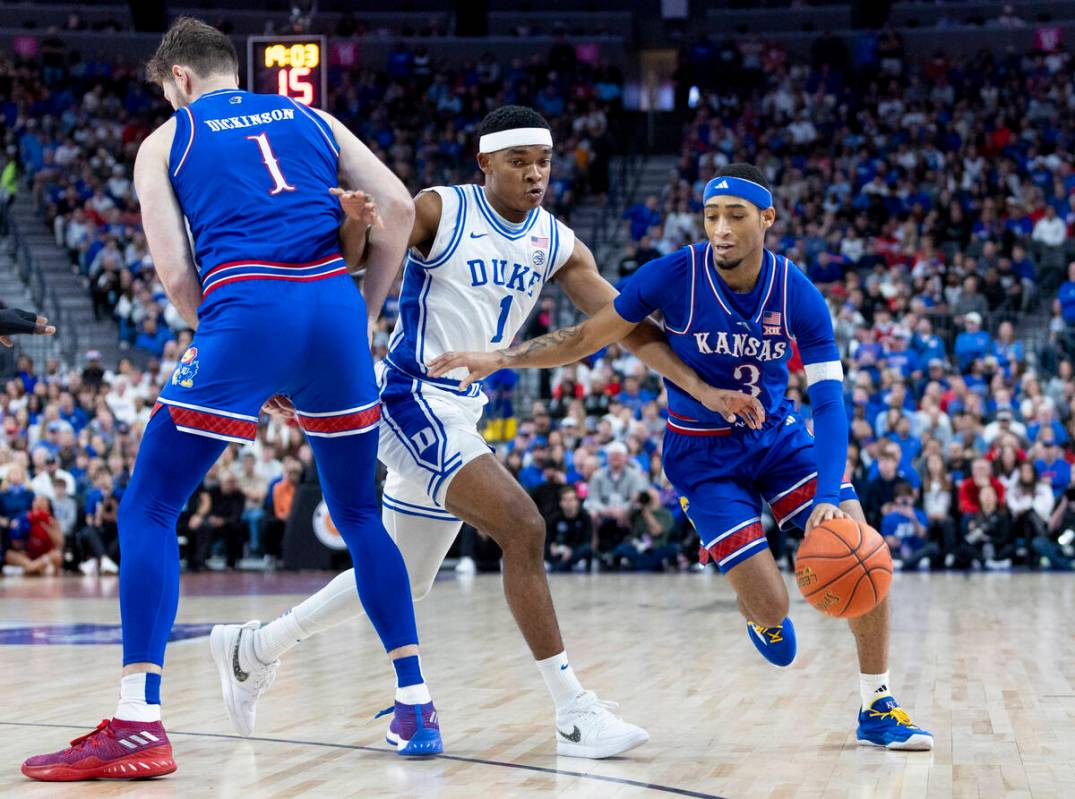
left=247, top=133, right=296, bottom=196
left=733, top=364, right=762, bottom=397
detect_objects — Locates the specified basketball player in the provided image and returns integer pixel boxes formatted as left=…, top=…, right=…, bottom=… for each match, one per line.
left=430, top=164, right=934, bottom=751
left=213, top=106, right=755, bottom=758
left=22, top=19, right=442, bottom=781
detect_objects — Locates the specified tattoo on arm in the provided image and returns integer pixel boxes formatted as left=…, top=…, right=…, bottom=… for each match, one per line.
left=502, top=324, right=585, bottom=364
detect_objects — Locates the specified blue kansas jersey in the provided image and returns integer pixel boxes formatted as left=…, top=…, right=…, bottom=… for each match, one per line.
left=613, top=242, right=853, bottom=573
left=613, top=243, right=840, bottom=433
left=168, top=89, right=345, bottom=300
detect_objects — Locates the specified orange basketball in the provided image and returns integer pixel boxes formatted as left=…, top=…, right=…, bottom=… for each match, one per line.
left=795, top=517, right=892, bottom=618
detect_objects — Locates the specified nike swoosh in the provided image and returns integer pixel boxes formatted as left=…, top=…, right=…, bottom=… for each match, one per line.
left=558, top=725, right=582, bottom=743
left=560, top=663, right=569, bottom=670
left=469, top=232, right=487, bottom=239
left=232, top=627, right=249, bottom=682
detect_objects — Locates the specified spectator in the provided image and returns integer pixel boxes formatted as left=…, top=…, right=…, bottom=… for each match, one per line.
left=965, top=485, right=1013, bottom=569
left=1032, top=205, right=1067, bottom=250
left=586, top=442, right=649, bottom=558
left=4, top=495, right=62, bottom=575
left=188, top=471, right=246, bottom=571
left=1035, top=439, right=1072, bottom=497
left=1005, top=461, right=1065, bottom=568
left=623, top=196, right=662, bottom=241
left=954, top=312, right=992, bottom=373
left=959, top=458, right=1007, bottom=515
left=30, top=452, right=75, bottom=499
left=921, top=453, right=958, bottom=568
left=545, top=486, right=594, bottom=572
left=861, top=448, right=904, bottom=528
left=235, top=451, right=268, bottom=557
left=881, top=481, right=937, bottom=570
left=262, top=457, right=303, bottom=564
left=610, top=488, right=678, bottom=571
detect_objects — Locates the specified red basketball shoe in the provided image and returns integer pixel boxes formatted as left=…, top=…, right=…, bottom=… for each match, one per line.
left=21, top=718, right=176, bottom=781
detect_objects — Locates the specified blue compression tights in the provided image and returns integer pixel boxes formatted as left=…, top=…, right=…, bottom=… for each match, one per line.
left=119, top=410, right=418, bottom=667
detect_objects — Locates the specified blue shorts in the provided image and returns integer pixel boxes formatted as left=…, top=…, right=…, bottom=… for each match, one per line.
left=663, top=399, right=857, bottom=573
left=155, top=273, right=380, bottom=443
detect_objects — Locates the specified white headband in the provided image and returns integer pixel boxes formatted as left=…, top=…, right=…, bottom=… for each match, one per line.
left=479, top=127, right=553, bottom=154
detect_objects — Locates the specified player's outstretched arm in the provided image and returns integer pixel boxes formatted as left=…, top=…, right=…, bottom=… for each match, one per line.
left=315, top=110, right=414, bottom=324
left=428, top=302, right=635, bottom=389
left=133, top=118, right=203, bottom=329
left=553, top=240, right=764, bottom=427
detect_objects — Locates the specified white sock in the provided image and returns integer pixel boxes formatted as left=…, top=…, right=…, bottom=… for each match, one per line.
left=115, top=674, right=162, bottom=723
left=536, top=651, right=584, bottom=712
left=395, top=683, right=432, bottom=705
left=253, top=611, right=306, bottom=665
left=860, top=671, right=891, bottom=709
left=253, top=570, right=360, bottom=663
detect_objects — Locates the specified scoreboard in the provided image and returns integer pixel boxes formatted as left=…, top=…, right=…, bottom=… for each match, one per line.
left=246, top=35, right=327, bottom=109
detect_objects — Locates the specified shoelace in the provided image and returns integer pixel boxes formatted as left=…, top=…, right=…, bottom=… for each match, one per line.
left=374, top=705, right=394, bottom=720
left=571, top=691, right=621, bottom=718
left=69, top=719, right=111, bottom=750
left=868, top=705, right=917, bottom=728
left=751, top=623, right=783, bottom=644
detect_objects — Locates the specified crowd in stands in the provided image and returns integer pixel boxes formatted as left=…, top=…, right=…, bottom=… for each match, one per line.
left=517, top=33, right=1075, bottom=574
left=1, top=37, right=619, bottom=356
left=3, top=28, right=1075, bottom=577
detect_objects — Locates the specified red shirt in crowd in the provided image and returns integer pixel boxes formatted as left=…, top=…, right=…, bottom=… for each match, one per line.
left=958, top=476, right=1006, bottom=515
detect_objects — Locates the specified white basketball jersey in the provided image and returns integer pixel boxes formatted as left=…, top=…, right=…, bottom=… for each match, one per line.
left=385, top=184, right=575, bottom=397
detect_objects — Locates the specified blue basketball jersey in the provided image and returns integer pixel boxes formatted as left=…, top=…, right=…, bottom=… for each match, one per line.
left=614, top=243, right=840, bottom=433
left=168, top=89, right=345, bottom=299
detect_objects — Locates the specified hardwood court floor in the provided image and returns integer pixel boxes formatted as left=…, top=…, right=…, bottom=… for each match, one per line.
left=1, top=569, right=1074, bottom=798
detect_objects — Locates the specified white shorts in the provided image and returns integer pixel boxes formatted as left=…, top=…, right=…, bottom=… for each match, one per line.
left=377, top=365, right=491, bottom=510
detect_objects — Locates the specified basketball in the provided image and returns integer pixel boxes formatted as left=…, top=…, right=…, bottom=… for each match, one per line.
left=795, top=518, right=892, bottom=619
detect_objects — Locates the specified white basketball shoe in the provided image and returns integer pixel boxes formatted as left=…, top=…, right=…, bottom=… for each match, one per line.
left=209, top=621, right=279, bottom=736
left=555, top=691, right=649, bottom=758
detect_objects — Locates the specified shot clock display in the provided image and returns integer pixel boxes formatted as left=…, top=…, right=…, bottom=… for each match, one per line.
left=246, top=36, right=327, bottom=108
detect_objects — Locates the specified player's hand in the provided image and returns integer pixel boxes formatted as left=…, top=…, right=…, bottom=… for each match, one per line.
left=262, top=394, right=296, bottom=419
left=0, top=311, right=55, bottom=347
left=804, top=502, right=848, bottom=533
left=329, top=188, right=384, bottom=230
left=427, top=351, right=505, bottom=389
left=694, top=386, right=765, bottom=429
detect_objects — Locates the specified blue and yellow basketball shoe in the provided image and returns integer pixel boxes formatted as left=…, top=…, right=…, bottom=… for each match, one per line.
left=856, top=695, right=933, bottom=750
left=746, top=617, right=797, bottom=667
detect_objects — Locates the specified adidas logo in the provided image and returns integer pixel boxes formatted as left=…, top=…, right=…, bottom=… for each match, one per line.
left=713, top=180, right=729, bottom=189
left=117, top=730, right=160, bottom=749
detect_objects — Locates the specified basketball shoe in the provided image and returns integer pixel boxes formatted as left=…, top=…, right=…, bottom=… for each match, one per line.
left=555, top=690, right=649, bottom=758
left=856, top=695, right=933, bottom=750
left=377, top=701, right=443, bottom=756
left=746, top=616, right=797, bottom=666
left=210, top=620, right=278, bottom=736
left=21, top=718, right=176, bottom=781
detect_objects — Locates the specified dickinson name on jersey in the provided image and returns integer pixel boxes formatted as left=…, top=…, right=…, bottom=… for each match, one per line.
left=203, top=108, right=297, bottom=132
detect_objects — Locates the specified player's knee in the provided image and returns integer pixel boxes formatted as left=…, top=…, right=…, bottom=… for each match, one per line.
left=494, top=510, right=545, bottom=558
left=410, top=573, right=436, bottom=603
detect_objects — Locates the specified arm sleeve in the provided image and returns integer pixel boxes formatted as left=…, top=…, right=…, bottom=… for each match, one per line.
left=612, top=251, right=684, bottom=324
left=791, top=277, right=847, bottom=508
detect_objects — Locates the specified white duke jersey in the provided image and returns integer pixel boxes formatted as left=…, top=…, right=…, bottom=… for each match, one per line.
left=385, top=184, right=575, bottom=398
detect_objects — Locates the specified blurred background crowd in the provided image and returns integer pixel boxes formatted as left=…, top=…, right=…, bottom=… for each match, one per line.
left=0, top=1, right=1074, bottom=577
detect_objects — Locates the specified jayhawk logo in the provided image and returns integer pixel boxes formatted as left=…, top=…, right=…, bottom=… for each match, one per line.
left=171, top=347, right=200, bottom=388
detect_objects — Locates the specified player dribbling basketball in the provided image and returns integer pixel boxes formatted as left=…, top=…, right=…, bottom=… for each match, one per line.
left=432, top=163, right=934, bottom=750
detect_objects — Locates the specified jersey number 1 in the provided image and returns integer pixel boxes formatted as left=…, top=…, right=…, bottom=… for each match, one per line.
left=247, top=133, right=296, bottom=196
left=490, top=296, right=513, bottom=344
